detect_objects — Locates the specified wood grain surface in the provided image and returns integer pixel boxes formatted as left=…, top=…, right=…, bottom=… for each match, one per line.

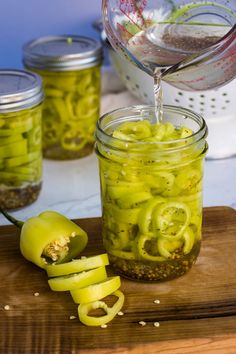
left=0, top=206, right=236, bottom=354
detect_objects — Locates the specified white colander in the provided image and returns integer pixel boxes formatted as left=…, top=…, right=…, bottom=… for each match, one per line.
left=109, top=49, right=236, bottom=159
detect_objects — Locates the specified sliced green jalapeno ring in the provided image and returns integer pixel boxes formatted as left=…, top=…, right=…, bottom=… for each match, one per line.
left=51, top=98, right=68, bottom=122
left=108, top=204, right=141, bottom=224
left=46, top=88, right=64, bottom=98
left=157, top=238, right=183, bottom=258
left=152, top=202, right=191, bottom=240
left=137, top=234, right=166, bottom=261
left=28, top=126, right=41, bottom=148
left=0, top=171, right=34, bottom=184
left=138, top=196, right=165, bottom=234
left=4, top=151, right=40, bottom=168
left=78, top=290, right=125, bottom=326
left=46, top=254, right=109, bottom=277
left=0, top=140, right=27, bottom=159
left=61, top=130, right=87, bottom=152
left=175, top=168, right=202, bottom=193
left=0, top=134, right=24, bottom=146
left=71, top=276, right=121, bottom=304
left=107, top=181, right=146, bottom=199
left=107, top=248, right=136, bottom=260
left=117, top=191, right=152, bottom=209
left=65, top=92, right=77, bottom=120
left=112, top=120, right=152, bottom=140
left=48, top=266, right=107, bottom=292
left=183, top=227, right=195, bottom=254
left=0, top=121, right=33, bottom=136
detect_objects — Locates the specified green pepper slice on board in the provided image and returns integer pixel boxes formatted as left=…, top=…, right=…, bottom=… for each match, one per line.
left=71, top=276, right=121, bottom=304
left=78, top=290, right=125, bottom=326
left=48, top=266, right=107, bottom=292
left=46, top=254, right=109, bottom=277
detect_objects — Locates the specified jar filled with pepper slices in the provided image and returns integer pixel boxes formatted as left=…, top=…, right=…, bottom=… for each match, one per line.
left=0, top=69, right=44, bottom=209
left=23, top=35, right=103, bottom=160
left=95, top=105, right=208, bottom=282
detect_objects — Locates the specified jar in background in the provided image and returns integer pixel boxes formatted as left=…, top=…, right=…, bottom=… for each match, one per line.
left=23, top=35, right=103, bottom=160
left=0, top=69, right=44, bottom=209
left=95, top=105, right=208, bottom=282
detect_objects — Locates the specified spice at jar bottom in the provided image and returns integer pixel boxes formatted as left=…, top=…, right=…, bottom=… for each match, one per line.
left=95, top=105, right=208, bottom=282
left=23, top=35, right=103, bottom=160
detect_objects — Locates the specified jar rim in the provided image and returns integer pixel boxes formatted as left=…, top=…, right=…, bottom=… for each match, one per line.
left=96, top=104, right=208, bottom=151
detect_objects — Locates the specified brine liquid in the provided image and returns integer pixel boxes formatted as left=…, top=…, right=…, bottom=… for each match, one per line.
left=127, top=23, right=231, bottom=122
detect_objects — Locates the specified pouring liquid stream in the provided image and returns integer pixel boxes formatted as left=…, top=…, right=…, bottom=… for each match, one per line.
left=127, top=22, right=232, bottom=123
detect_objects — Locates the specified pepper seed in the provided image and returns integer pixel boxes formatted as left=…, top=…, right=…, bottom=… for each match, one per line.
left=4, top=305, right=10, bottom=311
left=138, top=321, right=146, bottom=326
left=154, top=322, right=160, bottom=327
left=153, top=299, right=160, bottom=304
left=101, top=324, right=108, bottom=328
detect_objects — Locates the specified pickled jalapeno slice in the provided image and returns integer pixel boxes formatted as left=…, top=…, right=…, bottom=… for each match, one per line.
left=152, top=202, right=191, bottom=240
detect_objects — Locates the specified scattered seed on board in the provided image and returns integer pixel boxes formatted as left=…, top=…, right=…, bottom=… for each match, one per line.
left=154, top=322, right=160, bottom=327
left=101, top=324, right=108, bottom=328
left=34, top=292, right=40, bottom=297
left=153, top=299, right=160, bottom=304
left=69, top=315, right=76, bottom=320
left=138, top=321, right=146, bottom=326
left=4, top=305, right=10, bottom=311
left=118, top=311, right=124, bottom=316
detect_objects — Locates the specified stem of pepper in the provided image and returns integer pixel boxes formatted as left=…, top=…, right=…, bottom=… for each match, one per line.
left=0, top=208, right=24, bottom=229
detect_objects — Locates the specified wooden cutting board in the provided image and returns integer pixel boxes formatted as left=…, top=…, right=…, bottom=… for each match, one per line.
left=0, top=206, right=236, bottom=354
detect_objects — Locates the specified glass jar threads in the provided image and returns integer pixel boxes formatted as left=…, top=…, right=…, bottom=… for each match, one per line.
left=95, top=105, right=208, bottom=282
left=23, top=35, right=103, bottom=160
left=0, top=69, right=44, bottom=209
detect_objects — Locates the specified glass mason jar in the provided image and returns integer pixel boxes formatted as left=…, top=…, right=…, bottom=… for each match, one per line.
left=95, top=105, right=208, bottom=282
left=0, top=69, right=44, bottom=210
left=23, top=35, right=103, bottom=160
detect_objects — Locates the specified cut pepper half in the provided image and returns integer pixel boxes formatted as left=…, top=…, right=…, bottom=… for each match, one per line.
left=20, top=211, right=88, bottom=269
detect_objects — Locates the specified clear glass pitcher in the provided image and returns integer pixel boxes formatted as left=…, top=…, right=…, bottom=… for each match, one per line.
left=102, top=0, right=236, bottom=91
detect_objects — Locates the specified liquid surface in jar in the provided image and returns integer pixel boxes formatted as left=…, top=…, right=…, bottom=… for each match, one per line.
left=99, top=120, right=204, bottom=281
